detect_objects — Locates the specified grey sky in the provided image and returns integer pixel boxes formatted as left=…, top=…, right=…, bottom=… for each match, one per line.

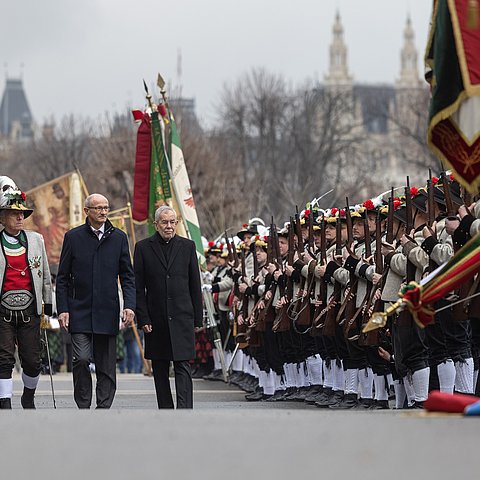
left=1, top=0, right=432, bottom=127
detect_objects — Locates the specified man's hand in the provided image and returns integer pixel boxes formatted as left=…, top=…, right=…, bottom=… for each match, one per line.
left=458, top=204, right=471, bottom=219
left=378, top=346, right=391, bottom=362
left=285, top=265, right=294, bottom=277
left=239, top=282, right=248, bottom=294
left=315, top=264, right=326, bottom=278
left=422, top=221, right=436, bottom=239
left=266, top=263, right=276, bottom=274
left=142, top=324, right=153, bottom=333
left=265, top=290, right=273, bottom=301
left=122, top=308, right=135, bottom=327
left=381, top=242, right=394, bottom=257
left=372, top=272, right=382, bottom=285
left=400, top=229, right=414, bottom=246
left=445, top=217, right=460, bottom=235
left=59, top=312, right=69, bottom=331
left=273, top=270, right=282, bottom=281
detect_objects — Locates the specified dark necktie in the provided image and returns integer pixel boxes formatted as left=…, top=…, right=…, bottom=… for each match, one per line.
left=94, top=230, right=102, bottom=240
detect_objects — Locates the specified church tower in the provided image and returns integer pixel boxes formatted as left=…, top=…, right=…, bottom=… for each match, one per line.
left=0, top=77, right=34, bottom=141
left=324, top=11, right=353, bottom=88
left=396, top=15, right=422, bottom=89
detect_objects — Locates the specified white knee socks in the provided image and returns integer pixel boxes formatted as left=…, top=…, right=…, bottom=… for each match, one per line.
left=359, top=367, right=374, bottom=399
left=374, top=374, right=388, bottom=401
left=412, top=367, right=430, bottom=402
left=437, top=360, right=456, bottom=393
left=344, top=368, right=358, bottom=395
left=306, top=355, right=323, bottom=386
left=22, top=372, right=40, bottom=390
left=0, top=378, right=13, bottom=398
left=455, top=358, right=474, bottom=394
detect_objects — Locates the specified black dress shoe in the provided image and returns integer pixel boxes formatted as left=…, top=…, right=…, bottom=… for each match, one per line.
left=203, top=369, right=223, bottom=381
left=304, top=385, right=323, bottom=404
left=407, top=401, right=424, bottom=409
left=329, top=392, right=358, bottom=409
left=264, top=390, right=288, bottom=402
left=0, top=398, right=12, bottom=409
left=357, top=398, right=374, bottom=409
left=315, top=388, right=340, bottom=408
left=245, top=387, right=264, bottom=401
left=21, top=387, right=36, bottom=409
left=369, top=400, right=390, bottom=410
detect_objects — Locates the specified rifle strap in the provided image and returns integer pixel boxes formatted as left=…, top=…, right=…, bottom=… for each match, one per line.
left=336, top=278, right=358, bottom=324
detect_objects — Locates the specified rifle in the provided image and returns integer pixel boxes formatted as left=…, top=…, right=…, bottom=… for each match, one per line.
left=322, top=217, right=343, bottom=337
left=386, top=187, right=395, bottom=244
left=397, top=176, right=416, bottom=327
left=272, top=220, right=294, bottom=332
left=342, top=200, right=359, bottom=338
left=255, top=219, right=277, bottom=330
left=245, top=242, right=262, bottom=347
left=426, top=171, right=438, bottom=273
left=307, top=210, right=315, bottom=257
left=441, top=171, right=457, bottom=218
left=360, top=209, right=383, bottom=346
left=233, top=246, right=248, bottom=344
left=225, top=230, right=234, bottom=264
left=289, top=211, right=314, bottom=329
left=312, top=216, right=328, bottom=336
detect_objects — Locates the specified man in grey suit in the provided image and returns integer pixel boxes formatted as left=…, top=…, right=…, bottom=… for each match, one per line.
left=134, top=206, right=203, bottom=409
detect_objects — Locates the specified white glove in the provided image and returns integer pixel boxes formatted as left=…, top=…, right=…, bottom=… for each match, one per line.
left=202, top=283, right=213, bottom=292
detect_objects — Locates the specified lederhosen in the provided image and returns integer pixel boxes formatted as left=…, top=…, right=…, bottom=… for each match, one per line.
left=0, top=230, right=41, bottom=378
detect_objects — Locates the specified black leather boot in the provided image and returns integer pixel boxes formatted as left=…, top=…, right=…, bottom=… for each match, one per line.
left=21, top=387, right=36, bottom=409
left=0, top=398, right=12, bottom=409
left=369, top=399, right=389, bottom=410
left=329, top=392, right=358, bottom=409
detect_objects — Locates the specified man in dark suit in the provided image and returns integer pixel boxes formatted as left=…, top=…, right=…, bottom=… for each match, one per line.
left=134, top=205, right=203, bottom=409
left=56, top=194, right=135, bottom=409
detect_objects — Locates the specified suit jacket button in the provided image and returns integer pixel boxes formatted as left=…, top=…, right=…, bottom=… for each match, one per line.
left=168, top=316, right=172, bottom=321
left=167, top=275, right=171, bottom=279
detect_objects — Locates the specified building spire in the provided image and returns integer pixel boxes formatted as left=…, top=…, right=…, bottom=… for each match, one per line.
left=396, top=15, right=421, bottom=88
left=325, top=11, right=353, bottom=87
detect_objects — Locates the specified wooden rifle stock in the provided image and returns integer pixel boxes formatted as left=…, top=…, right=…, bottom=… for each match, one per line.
left=441, top=171, right=456, bottom=218
left=386, top=187, right=395, bottom=244
left=322, top=217, right=343, bottom=337
left=312, top=216, right=328, bottom=336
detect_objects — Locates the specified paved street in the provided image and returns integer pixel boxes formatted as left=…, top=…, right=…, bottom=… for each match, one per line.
left=2, top=372, right=477, bottom=480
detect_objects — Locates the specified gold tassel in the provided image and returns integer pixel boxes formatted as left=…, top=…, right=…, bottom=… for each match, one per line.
left=467, top=0, right=479, bottom=29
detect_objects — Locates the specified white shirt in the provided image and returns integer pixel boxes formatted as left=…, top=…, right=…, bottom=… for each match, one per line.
left=90, top=224, right=105, bottom=241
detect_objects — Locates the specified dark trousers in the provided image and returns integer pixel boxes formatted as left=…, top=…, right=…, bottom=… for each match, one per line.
left=152, top=359, right=193, bottom=409
left=0, top=306, right=41, bottom=379
left=71, top=333, right=117, bottom=409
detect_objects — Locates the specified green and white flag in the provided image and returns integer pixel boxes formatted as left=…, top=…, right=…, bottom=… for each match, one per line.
left=168, top=113, right=206, bottom=267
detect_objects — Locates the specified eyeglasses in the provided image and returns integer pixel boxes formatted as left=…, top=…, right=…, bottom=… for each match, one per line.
left=88, top=206, right=110, bottom=212
left=157, top=220, right=178, bottom=226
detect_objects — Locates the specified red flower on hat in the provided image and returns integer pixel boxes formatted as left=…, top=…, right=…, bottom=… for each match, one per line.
left=242, top=223, right=248, bottom=228
left=449, top=174, right=455, bottom=181
left=393, top=199, right=402, bottom=210
left=208, top=241, right=215, bottom=247
left=432, top=176, right=439, bottom=185
left=363, top=199, right=375, bottom=210
left=21, top=192, right=26, bottom=201
left=304, top=209, right=310, bottom=218
left=263, top=236, right=268, bottom=241
left=218, top=243, right=224, bottom=249
left=339, top=209, right=346, bottom=217
left=410, top=187, right=419, bottom=197
left=331, top=208, right=338, bottom=216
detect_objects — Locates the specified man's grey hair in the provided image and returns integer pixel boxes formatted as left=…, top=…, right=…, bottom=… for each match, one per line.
left=154, top=205, right=177, bottom=222
left=85, top=194, right=108, bottom=208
